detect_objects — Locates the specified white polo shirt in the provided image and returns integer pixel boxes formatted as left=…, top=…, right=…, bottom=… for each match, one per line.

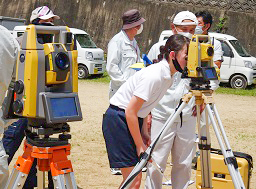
left=110, top=59, right=173, bottom=118
left=147, top=39, right=167, bottom=62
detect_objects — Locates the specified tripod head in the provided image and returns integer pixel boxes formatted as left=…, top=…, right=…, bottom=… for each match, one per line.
left=182, top=35, right=219, bottom=90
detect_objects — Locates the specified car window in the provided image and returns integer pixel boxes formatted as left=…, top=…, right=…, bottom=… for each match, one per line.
left=220, top=41, right=232, bottom=57
left=229, top=40, right=250, bottom=57
left=75, top=34, right=97, bottom=48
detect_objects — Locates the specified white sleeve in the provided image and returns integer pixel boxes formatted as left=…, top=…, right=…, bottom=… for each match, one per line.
left=0, top=26, right=19, bottom=129
left=147, top=43, right=158, bottom=62
left=213, top=39, right=223, bottom=62
left=106, top=40, right=125, bottom=87
left=148, top=40, right=167, bottom=62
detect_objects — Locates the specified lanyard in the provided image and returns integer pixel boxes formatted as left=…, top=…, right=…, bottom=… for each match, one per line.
left=129, top=40, right=139, bottom=62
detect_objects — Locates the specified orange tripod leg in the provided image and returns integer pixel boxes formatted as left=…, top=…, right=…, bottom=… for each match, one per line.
left=49, top=145, right=77, bottom=189
left=4, top=142, right=35, bottom=189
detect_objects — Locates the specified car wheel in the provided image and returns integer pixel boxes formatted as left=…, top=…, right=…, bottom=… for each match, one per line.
left=230, top=75, right=247, bottom=89
left=78, top=65, right=89, bottom=79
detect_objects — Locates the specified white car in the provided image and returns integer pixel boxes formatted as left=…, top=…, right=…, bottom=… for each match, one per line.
left=158, top=30, right=256, bottom=89
left=70, top=28, right=106, bottom=79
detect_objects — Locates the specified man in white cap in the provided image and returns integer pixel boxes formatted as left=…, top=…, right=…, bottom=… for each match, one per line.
left=2, top=6, right=59, bottom=189
left=106, top=9, right=146, bottom=99
left=147, top=10, right=197, bottom=62
left=0, top=25, right=19, bottom=189
left=145, top=11, right=199, bottom=189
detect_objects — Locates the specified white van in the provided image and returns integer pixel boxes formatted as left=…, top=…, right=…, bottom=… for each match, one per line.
left=12, top=26, right=106, bottom=79
left=158, top=30, right=256, bottom=89
left=70, top=28, right=105, bottom=79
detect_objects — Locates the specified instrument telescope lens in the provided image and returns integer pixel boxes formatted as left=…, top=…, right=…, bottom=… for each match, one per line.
left=55, top=52, right=70, bottom=70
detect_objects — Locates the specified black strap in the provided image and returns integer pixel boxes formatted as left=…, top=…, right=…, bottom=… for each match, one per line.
left=173, top=58, right=183, bottom=73
left=175, top=99, right=183, bottom=127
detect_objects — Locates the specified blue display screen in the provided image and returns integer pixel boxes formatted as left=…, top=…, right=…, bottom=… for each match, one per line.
left=205, top=69, right=216, bottom=79
left=50, top=97, right=78, bottom=118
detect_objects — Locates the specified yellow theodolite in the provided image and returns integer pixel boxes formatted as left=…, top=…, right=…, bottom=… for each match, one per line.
left=9, top=24, right=82, bottom=123
left=182, top=34, right=220, bottom=89
left=3, top=25, right=82, bottom=189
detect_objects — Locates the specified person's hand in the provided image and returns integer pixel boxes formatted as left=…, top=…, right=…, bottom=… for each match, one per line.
left=192, top=104, right=205, bottom=116
left=136, top=143, right=147, bottom=158
left=136, top=143, right=152, bottom=163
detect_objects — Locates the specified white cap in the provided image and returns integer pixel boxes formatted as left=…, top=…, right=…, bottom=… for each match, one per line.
left=30, top=6, right=60, bottom=23
left=173, top=11, right=198, bottom=26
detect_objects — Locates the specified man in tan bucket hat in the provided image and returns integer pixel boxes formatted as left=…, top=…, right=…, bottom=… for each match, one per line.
left=106, top=9, right=146, bottom=100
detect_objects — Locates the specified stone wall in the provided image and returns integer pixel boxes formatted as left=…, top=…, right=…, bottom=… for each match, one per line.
left=1, top=0, right=256, bottom=55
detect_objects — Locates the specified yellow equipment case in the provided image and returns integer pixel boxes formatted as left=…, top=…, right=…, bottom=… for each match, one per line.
left=196, top=148, right=253, bottom=189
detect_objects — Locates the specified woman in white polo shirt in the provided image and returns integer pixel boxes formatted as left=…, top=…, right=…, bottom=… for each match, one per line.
left=102, top=34, right=190, bottom=189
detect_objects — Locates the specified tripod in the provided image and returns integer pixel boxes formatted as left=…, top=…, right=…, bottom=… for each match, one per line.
left=4, top=120, right=78, bottom=189
left=120, top=89, right=246, bottom=189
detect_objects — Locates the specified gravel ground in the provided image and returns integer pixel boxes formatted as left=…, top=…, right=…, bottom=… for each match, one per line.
left=9, top=81, right=256, bottom=188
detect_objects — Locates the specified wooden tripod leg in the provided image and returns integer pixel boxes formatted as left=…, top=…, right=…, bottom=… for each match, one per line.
left=5, top=142, right=34, bottom=189
left=50, top=145, right=77, bottom=189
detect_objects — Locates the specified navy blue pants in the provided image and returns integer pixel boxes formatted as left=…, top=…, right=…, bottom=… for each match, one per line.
left=3, top=119, right=53, bottom=189
left=102, top=105, right=143, bottom=168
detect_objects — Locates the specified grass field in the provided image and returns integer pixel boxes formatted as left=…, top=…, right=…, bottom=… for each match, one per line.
left=85, top=72, right=256, bottom=96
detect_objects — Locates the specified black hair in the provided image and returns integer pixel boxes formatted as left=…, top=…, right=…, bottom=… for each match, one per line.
left=156, top=34, right=190, bottom=62
left=195, top=10, right=213, bottom=29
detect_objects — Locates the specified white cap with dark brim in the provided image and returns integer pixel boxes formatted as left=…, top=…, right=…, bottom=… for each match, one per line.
left=30, top=6, right=60, bottom=23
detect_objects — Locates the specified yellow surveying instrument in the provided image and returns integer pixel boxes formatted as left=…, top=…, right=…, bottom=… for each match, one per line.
left=3, top=25, right=82, bottom=189
left=119, top=35, right=248, bottom=189
left=182, top=34, right=218, bottom=90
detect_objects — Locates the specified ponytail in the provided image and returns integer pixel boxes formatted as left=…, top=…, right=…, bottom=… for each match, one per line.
left=157, top=34, right=190, bottom=62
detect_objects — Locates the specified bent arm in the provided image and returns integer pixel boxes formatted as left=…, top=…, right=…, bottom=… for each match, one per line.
left=125, top=95, right=147, bottom=156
